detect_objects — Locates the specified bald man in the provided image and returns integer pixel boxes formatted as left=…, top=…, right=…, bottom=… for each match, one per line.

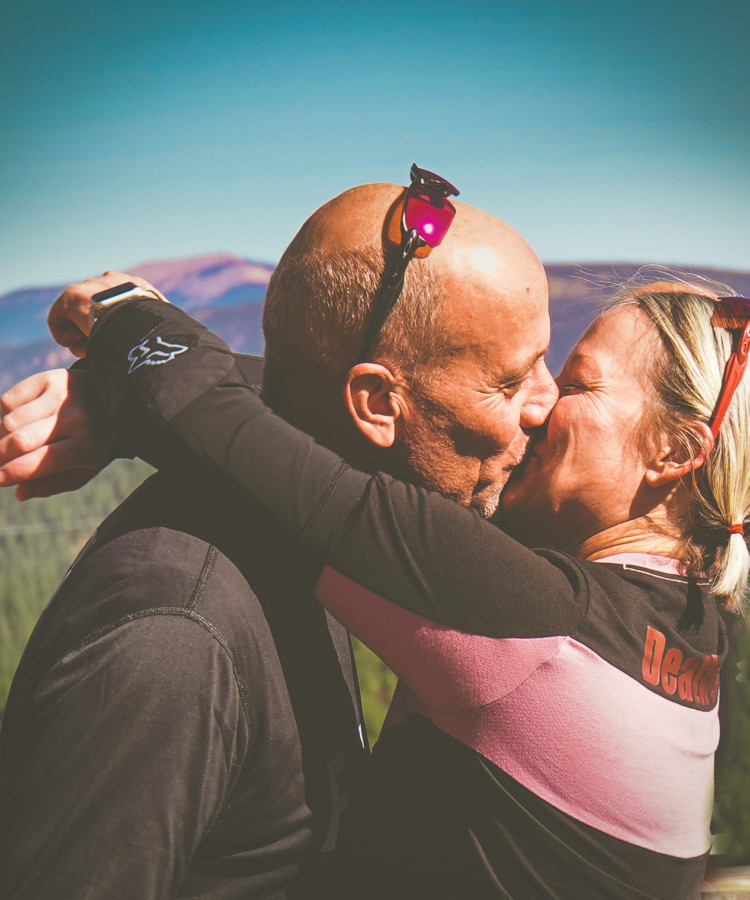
left=0, top=173, right=557, bottom=899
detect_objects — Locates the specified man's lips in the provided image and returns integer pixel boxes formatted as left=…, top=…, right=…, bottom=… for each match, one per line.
left=505, top=437, right=547, bottom=483
left=508, top=454, right=533, bottom=480
left=517, top=440, right=539, bottom=467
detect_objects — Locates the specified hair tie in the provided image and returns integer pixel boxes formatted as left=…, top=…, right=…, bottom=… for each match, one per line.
left=727, top=523, right=745, bottom=536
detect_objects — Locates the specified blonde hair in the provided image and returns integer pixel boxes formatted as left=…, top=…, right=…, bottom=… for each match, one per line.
left=610, top=284, right=750, bottom=612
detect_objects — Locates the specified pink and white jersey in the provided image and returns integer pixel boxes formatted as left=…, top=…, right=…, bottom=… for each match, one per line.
left=314, top=494, right=724, bottom=898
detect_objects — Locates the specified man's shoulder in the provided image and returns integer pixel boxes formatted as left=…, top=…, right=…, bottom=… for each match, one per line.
left=77, top=477, right=252, bottom=589
left=27, top=474, right=275, bottom=671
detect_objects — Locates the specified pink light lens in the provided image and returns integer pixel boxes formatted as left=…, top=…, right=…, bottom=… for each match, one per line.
left=404, top=188, right=456, bottom=247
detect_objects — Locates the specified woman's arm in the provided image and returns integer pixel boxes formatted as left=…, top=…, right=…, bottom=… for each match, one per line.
left=0, top=355, right=264, bottom=500
left=79, top=296, right=587, bottom=645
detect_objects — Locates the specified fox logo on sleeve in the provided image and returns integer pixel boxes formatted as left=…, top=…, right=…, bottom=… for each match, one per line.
left=128, top=336, right=190, bottom=374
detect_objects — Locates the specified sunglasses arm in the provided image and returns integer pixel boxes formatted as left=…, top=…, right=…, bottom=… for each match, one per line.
left=709, top=321, right=750, bottom=440
left=359, top=235, right=420, bottom=361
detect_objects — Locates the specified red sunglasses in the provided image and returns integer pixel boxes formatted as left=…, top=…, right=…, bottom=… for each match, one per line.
left=709, top=295, right=750, bottom=440
left=359, top=164, right=459, bottom=361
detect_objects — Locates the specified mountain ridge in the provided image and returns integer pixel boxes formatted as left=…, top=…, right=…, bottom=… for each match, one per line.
left=1, top=254, right=748, bottom=389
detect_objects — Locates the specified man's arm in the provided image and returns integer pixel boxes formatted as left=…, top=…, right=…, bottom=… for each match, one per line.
left=0, top=614, right=249, bottom=899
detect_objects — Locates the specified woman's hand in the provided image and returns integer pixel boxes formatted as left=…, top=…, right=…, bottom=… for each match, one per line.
left=0, top=368, right=118, bottom=499
left=47, top=270, right=160, bottom=356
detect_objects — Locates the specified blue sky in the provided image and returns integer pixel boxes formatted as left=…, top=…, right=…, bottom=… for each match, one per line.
left=2, top=0, right=748, bottom=295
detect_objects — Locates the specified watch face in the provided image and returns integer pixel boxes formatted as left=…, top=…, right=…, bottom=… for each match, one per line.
left=92, top=282, right=138, bottom=303
left=92, top=283, right=159, bottom=306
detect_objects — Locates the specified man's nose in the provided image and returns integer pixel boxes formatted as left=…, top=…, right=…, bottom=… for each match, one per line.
left=520, top=362, right=558, bottom=429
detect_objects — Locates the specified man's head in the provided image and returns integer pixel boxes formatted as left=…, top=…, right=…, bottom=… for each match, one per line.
left=262, top=177, right=557, bottom=517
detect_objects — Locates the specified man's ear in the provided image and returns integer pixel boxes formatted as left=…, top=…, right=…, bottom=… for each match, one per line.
left=343, top=363, right=405, bottom=448
left=644, top=422, right=714, bottom=487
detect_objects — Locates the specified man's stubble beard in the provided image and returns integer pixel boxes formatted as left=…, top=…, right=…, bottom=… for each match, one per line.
left=395, top=421, right=523, bottom=522
left=471, top=484, right=504, bottom=520
left=470, top=455, right=524, bottom=519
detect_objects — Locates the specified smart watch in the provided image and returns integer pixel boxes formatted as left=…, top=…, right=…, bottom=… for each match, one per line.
left=89, top=281, right=169, bottom=327
left=91, top=281, right=168, bottom=306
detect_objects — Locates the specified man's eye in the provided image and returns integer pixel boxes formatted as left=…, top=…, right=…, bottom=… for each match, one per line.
left=500, top=380, right=524, bottom=397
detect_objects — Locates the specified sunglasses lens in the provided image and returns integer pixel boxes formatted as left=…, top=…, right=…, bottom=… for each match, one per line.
left=712, top=296, right=750, bottom=329
left=404, top=188, right=456, bottom=247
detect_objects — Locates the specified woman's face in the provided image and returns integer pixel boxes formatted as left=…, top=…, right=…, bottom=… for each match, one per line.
left=501, top=305, right=660, bottom=552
